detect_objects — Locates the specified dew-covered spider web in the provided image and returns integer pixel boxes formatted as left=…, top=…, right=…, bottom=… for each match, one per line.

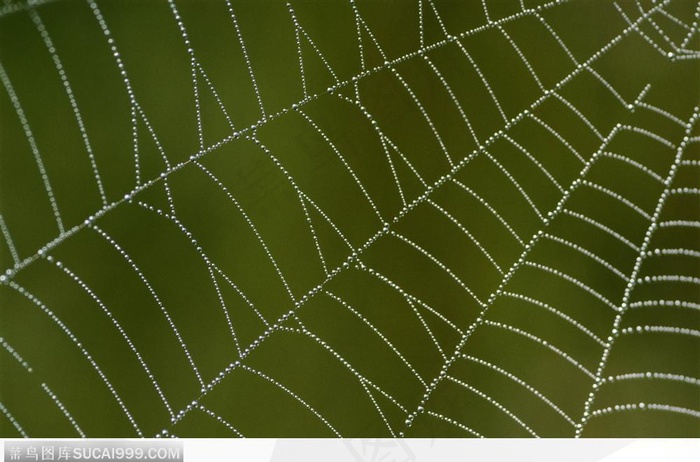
left=0, top=0, right=699, bottom=438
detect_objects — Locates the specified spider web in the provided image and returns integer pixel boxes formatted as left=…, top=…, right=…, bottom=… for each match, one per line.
left=0, top=0, right=699, bottom=438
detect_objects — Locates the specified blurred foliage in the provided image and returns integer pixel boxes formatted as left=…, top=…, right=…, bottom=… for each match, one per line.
left=0, top=0, right=699, bottom=437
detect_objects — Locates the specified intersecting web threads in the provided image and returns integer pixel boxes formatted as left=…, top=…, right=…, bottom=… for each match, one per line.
left=0, top=0, right=698, bottom=438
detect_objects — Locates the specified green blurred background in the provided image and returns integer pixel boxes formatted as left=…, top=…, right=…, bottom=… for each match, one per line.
left=1, top=0, right=698, bottom=437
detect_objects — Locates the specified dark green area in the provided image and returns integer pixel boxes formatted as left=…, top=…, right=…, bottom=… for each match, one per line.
left=1, top=0, right=699, bottom=437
